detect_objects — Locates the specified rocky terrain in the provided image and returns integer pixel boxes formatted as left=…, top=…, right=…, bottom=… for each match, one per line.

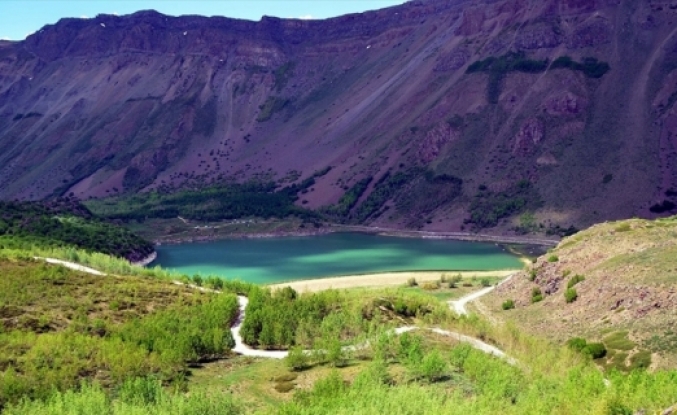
left=2, top=0, right=677, bottom=232
left=485, top=215, right=677, bottom=368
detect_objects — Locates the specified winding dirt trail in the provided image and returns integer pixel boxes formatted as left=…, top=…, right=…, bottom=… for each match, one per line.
left=231, top=275, right=519, bottom=363
left=448, top=272, right=516, bottom=316
left=36, top=257, right=106, bottom=276
left=38, top=257, right=516, bottom=364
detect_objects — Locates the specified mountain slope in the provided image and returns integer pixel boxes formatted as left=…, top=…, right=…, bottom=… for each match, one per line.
left=2, top=0, right=677, bottom=231
left=485, top=215, right=677, bottom=369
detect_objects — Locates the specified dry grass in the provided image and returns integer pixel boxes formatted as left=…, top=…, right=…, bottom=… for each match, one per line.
left=269, top=271, right=515, bottom=293
left=0, top=258, right=209, bottom=332
left=481, top=216, right=677, bottom=369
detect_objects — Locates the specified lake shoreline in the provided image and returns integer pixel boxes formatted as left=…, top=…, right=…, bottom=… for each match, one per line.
left=267, top=270, right=519, bottom=293
left=152, top=223, right=559, bottom=248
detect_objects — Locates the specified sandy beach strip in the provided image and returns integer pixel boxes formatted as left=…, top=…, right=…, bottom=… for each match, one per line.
left=268, top=270, right=519, bottom=293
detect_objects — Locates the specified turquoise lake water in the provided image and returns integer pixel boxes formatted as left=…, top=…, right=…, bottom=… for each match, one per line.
left=150, top=232, right=523, bottom=284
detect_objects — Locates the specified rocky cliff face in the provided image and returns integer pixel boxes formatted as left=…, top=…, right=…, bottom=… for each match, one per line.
left=2, top=0, right=677, bottom=231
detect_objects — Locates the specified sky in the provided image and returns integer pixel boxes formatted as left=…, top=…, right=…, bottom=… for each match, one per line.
left=0, top=0, right=408, bottom=41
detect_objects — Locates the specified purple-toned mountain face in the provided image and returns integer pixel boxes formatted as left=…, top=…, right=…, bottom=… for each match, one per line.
left=1, top=0, right=677, bottom=231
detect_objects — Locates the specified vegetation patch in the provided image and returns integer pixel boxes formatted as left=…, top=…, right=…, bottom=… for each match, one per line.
left=274, top=62, right=296, bottom=92
left=649, top=200, right=677, bottom=214
left=467, top=180, right=542, bottom=229
left=467, top=52, right=549, bottom=103
left=0, top=199, right=153, bottom=262
left=567, top=274, right=585, bottom=288
left=395, top=171, right=463, bottom=225
left=566, top=338, right=607, bottom=359
left=550, top=56, right=610, bottom=79
left=564, top=288, right=578, bottom=303
left=323, top=177, right=373, bottom=218
left=256, top=96, right=291, bottom=122
left=603, top=331, right=635, bottom=351
left=502, top=299, right=515, bottom=310
left=467, top=53, right=610, bottom=103
left=353, top=169, right=419, bottom=222
left=86, top=181, right=319, bottom=223
left=0, top=258, right=240, bottom=408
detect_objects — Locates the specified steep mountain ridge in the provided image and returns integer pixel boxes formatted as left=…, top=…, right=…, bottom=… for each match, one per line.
left=2, top=0, right=677, bottom=231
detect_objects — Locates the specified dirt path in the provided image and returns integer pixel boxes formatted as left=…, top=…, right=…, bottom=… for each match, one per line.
left=39, top=257, right=517, bottom=364
left=37, top=257, right=107, bottom=276
left=448, top=272, right=517, bottom=316
left=236, top=274, right=520, bottom=362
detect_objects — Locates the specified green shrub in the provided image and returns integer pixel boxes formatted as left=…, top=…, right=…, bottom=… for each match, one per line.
left=567, top=337, right=588, bottom=352
left=448, top=274, right=463, bottom=288
left=531, top=287, right=543, bottom=303
left=480, top=278, right=492, bottom=287
left=567, top=274, right=585, bottom=288
left=419, top=350, right=448, bottom=383
left=285, top=346, right=310, bottom=372
left=629, top=350, right=652, bottom=370
left=583, top=343, right=607, bottom=359
left=502, top=299, right=515, bottom=310
left=421, top=281, right=441, bottom=290
left=274, top=381, right=295, bottom=393
left=192, top=274, right=203, bottom=287
left=564, top=288, right=578, bottom=303
left=528, top=268, right=537, bottom=281
left=615, top=223, right=631, bottom=232
left=547, top=255, right=559, bottom=263
left=407, top=277, right=418, bottom=287
left=606, top=399, right=633, bottom=415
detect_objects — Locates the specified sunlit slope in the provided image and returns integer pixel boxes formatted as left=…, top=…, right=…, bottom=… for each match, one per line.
left=487, top=215, right=677, bottom=368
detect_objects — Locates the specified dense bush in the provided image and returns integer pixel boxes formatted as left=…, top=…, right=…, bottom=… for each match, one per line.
left=3, top=379, right=240, bottom=415
left=0, top=199, right=153, bottom=261
left=0, top=259, right=240, bottom=407
left=240, top=287, right=344, bottom=349
left=502, top=299, right=515, bottom=310
left=564, top=288, right=578, bottom=303
left=467, top=180, right=542, bottom=229
left=567, top=274, right=585, bottom=288
left=547, top=255, right=559, bottom=263
left=649, top=200, right=677, bottom=214
left=583, top=343, right=607, bottom=359
left=531, top=287, right=543, bottom=303
left=117, top=293, right=238, bottom=364
left=551, top=56, right=610, bottom=79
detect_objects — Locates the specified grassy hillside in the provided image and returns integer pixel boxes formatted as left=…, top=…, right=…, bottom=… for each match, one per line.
left=0, top=256, right=245, bottom=410
left=485, top=215, right=677, bottom=369
left=3, top=216, right=677, bottom=413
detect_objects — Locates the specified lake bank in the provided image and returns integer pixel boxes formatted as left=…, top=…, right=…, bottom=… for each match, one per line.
left=268, top=270, right=517, bottom=293
left=145, top=219, right=559, bottom=248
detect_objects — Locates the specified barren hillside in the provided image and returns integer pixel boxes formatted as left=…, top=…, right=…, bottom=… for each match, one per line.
left=2, top=0, right=677, bottom=231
